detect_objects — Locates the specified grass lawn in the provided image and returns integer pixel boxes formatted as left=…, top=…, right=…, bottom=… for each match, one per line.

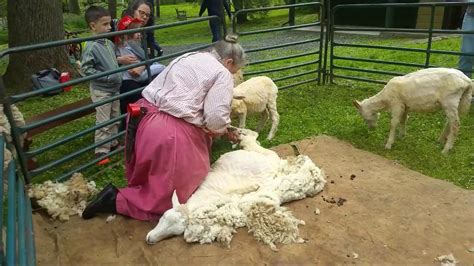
left=1, top=3, right=473, bottom=190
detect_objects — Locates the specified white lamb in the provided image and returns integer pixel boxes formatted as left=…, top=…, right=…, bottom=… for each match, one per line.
left=353, top=68, right=472, bottom=154
left=145, top=128, right=326, bottom=251
left=231, top=76, right=280, bottom=140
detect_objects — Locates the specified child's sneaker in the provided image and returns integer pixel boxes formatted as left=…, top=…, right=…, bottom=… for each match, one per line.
left=96, top=152, right=110, bottom=166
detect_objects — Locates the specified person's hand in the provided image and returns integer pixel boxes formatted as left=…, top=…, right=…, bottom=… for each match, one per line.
left=118, top=55, right=138, bottom=65
left=128, top=66, right=145, bottom=77
left=224, top=128, right=239, bottom=143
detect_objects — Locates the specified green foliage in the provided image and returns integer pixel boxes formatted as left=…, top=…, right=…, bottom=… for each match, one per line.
left=63, top=13, right=88, bottom=31
left=0, top=0, right=6, bottom=17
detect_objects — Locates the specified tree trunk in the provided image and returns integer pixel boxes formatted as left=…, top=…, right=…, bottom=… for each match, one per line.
left=156, top=0, right=160, bottom=18
left=68, top=0, right=80, bottom=14
left=108, top=0, right=117, bottom=19
left=233, top=0, right=247, bottom=24
left=3, top=0, right=71, bottom=95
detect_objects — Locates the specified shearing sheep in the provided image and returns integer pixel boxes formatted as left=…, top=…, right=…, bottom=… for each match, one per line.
left=353, top=68, right=472, bottom=154
left=28, top=173, right=98, bottom=221
left=145, top=128, right=326, bottom=251
left=231, top=76, right=280, bottom=140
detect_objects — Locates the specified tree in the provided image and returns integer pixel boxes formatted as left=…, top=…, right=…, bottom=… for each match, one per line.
left=108, top=0, right=117, bottom=19
left=3, top=0, right=72, bottom=94
left=156, top=0, right=160, bottom=18
left=68, top=0, right=80, bottom=14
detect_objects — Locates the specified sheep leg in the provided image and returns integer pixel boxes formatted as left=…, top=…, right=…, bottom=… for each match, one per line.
left=385, top=108, right=402, bottom=150
left=256, top=109, right=268, bottom=133
left=441, top=107, right=460, bottom=154
left=266, top=100, right=280, bottom=140
left=438, top=121, right=450, bottom=144
left=398, top=110, right=408, bottom=138
left=238, top=112, right=247, bottom=128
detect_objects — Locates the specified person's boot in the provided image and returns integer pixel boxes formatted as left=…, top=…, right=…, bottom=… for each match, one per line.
left=82, top=183, right=118, bottom=219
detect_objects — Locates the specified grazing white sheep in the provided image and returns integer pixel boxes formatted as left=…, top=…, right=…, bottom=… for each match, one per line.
left=145, top=128, right=326, bottom=251
left=231, top=76, right=280, bottom=140
left=28, top=173, right=98, bottom=221
left=353, top=68, right=472, bottom=154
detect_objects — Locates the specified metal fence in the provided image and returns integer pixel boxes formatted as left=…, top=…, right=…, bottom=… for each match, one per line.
left=1, top=134, right=36, bottom=265
left=327, top=1, right=471, bottom=84
left=233, top=2, right=323, bottom=90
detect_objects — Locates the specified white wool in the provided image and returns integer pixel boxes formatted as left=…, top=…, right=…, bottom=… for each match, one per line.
left=354, top=68, right=472, bottom=154
left=231, top=76, right=280, bottom=140
left=146, top=128, right=326, bottom=250
left=28, top=173, right=98, bottom=221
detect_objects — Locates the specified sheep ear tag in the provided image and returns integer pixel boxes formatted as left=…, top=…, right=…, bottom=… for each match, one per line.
left=352, top=100, right=361, bottom=110
left=172, top=190, right=181, bottom=208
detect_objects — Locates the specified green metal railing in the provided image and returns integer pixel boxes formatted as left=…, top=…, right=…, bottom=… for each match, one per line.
left=0, top=15, right=220, bottom=184
left=233, top=2, right=323, bottom=90
left=1, top=135, right=36, bottom=265
left=327, top=1, right=472, bottom=84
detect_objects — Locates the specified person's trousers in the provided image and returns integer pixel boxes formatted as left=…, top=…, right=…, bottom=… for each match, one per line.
left=209, top=19, right=222, bottom=42
left=90, top=89, right=120, bottom=154
left=459, top=12, right=474, bottom=77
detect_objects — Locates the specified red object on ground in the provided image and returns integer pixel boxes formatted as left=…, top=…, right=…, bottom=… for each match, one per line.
left=60, top=72, right=72, bottom=92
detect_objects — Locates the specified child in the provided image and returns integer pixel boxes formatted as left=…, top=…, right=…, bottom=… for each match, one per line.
left=115, top=15, right=165, bottom=124
left=81, top=6, right=122, bottom=164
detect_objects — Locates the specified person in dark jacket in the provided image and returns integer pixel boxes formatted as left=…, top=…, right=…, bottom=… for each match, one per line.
left=199, top=0, right=232, bottom=42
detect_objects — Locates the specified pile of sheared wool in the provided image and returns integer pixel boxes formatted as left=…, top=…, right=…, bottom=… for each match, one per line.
left=28, top=173, right=98, bottom=221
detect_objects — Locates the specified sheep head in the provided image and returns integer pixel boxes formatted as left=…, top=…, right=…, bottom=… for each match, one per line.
left=235, top=128, right=259, bottom=145
left=146, top=191, right=189, bottom=245
left=231, top=95, right=246, bottom=117
left=353, top=99, right=379, bottom=129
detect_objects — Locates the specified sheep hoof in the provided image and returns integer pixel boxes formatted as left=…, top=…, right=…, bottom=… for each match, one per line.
left=441, top=148, right=451, bottom=154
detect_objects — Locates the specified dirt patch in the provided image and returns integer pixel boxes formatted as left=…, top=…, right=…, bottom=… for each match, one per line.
left=34, top=135, right=474, bottom=265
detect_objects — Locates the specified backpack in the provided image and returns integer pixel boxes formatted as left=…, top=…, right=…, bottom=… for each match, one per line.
left=31, top=68, right=63, bottom=97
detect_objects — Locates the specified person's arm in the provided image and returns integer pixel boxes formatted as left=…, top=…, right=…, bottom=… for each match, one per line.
left=199, top=0, right=208, bottom=16
left=224, top=0, right=232, bottom=18
left=80, top=43, right=108, bottom=82
left=203, top=71, right=234, bottom=134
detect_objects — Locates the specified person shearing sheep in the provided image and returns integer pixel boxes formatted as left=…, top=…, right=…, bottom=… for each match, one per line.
left=82, top=34, right=248, bottom=221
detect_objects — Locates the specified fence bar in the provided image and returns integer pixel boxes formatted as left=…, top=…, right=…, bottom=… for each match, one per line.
left=278, top=78, right=319, bottom=90
left=333, top=74, right=386, bottom=84
left=29, top=131, right=125, bottom=176
left=246, top=38, right=320, bottom=53
left=238, top=22, right=320, bottom=36
left=18, top=178, right=27, bottom=266
left=0, top=135, right=4, bottom=263
left=249, top=51, right=319, bottom=66
left=26, top=114, right=125, bottom=158
left=56, top=147, right=123, bottom=182
left=6, top=160, right=17, bottom=265
left=333, top=55, right=427, bottom=69
left=244, top=60, right=319, bottom=76
left=273, top=69, right=319, bottom=82
left=333, top=65, right=404, bottom=77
